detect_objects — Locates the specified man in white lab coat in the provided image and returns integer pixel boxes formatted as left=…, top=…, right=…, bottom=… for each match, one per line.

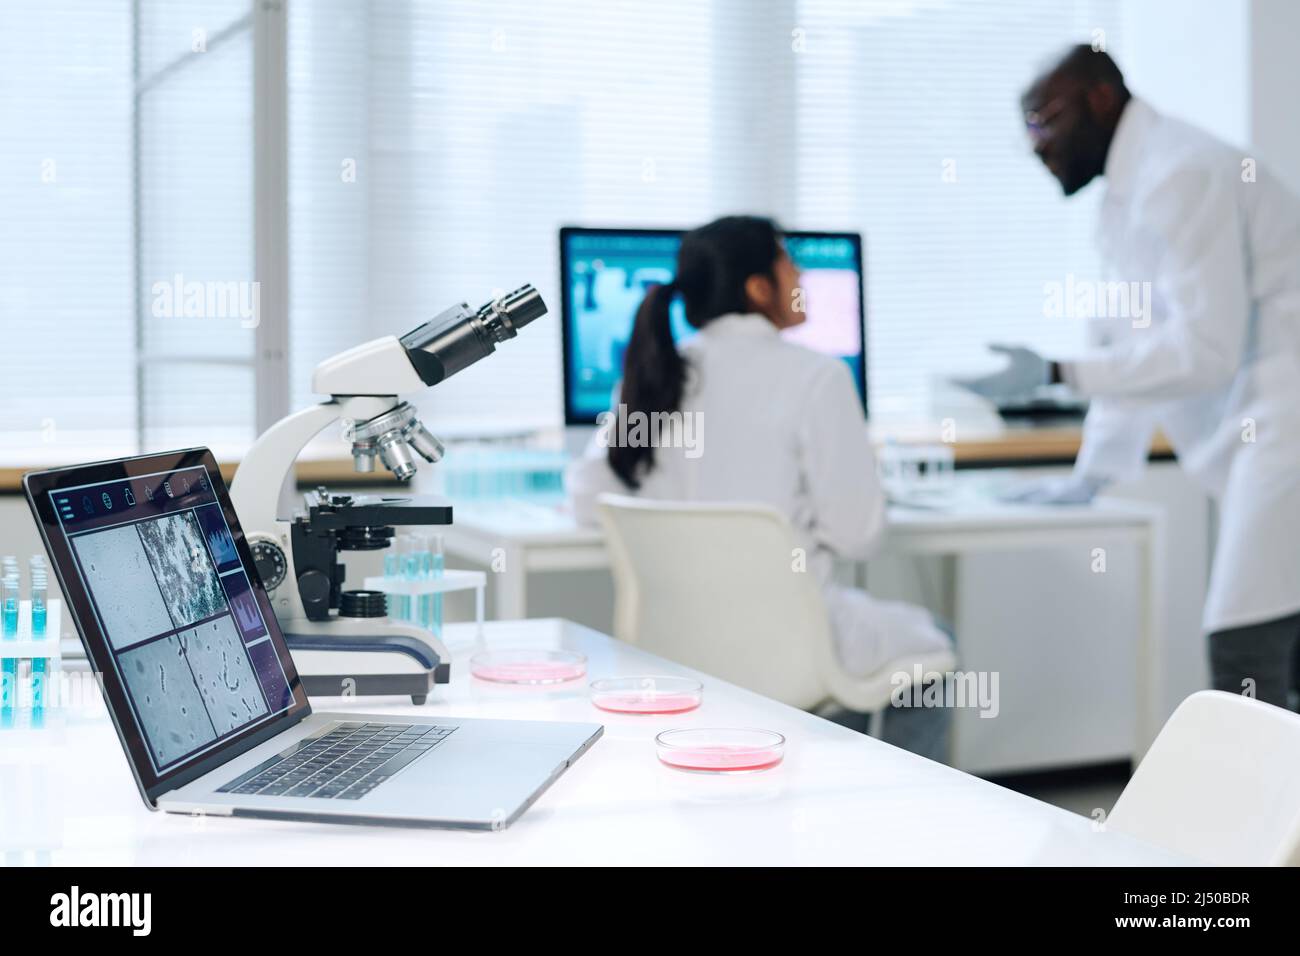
left=962, top=46, right=1300, bottom=710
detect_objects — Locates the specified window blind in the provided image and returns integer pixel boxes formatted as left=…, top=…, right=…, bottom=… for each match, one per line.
left=0, top=0, right=257, bottom=463
left=792, top=0, right=1122, bottom=420
left=0, top=2, right=135, bottom=463
left=286, top=0, right=779, bottom=434
left=1, top=0, right=1212, bottom=466
left=287, top=0, right=1122, bottom=431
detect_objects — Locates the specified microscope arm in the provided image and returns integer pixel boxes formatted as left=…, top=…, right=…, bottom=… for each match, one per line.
left=229, top=394, right=398, bottom=533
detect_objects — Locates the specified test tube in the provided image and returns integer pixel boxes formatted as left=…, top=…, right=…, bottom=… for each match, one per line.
left=398, top=533, right=420, bottom=623
left=2, top=573, right=18, bottom=725
left=31, top=569, right=47, bottom=638
left=430, top=533, right=444, bottom=638
left=413, top=533, right=429, bottom=629
left=31, top=570, right=47, bottom=724
left=0, top=665, right=11, bottom=726
left=1, top=557, right=17, bottom=598
left=383, top=538, right=399, bottom=615
left=2, top=571, right=18, bottom=637
left=385, top=537, right=403, bottom=621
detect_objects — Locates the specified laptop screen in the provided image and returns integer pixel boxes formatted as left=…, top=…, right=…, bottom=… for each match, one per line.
left=45, top=462, right=296, bottom=776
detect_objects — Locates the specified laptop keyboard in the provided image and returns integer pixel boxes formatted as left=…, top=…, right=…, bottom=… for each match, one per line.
left=217, top=722, right=457, bottom=801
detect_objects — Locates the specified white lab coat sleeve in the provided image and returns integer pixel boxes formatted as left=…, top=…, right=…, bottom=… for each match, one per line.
left=1064, top=166, right=1250, bottom=398
left=1073, top=395, right=1157, bottom=484
left=797, top=361, right=885, bottom=560
left=565, top=424, right=627, bottom=527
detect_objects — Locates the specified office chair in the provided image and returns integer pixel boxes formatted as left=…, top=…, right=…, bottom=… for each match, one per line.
left=597, top=495, right=956, bottom=731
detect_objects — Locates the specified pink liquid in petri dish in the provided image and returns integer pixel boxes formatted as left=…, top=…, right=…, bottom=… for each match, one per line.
left=592, top=692, right=701, bottom=715
left=471, top=660, right=586, bottom=684
left=658, top=745, right=784, bottom=773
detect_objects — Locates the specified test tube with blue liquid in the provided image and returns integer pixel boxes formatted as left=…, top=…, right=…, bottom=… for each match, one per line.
left=2, top=570, right=19, bottom=726
left=423, top=533, right=444, bottom=638
left=3, top=565, right=18, bottom=635
left=408, top=533, right=434, bottom=633
left=414, top=534, right=431, bottom=628
left=384, top=548, right=401, bottom=619
left=31, top=567, right=48, bottom=725
left=401, top=534, right=421, bottom=623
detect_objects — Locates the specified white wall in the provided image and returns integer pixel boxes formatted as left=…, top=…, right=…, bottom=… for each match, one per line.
left=1249, top=0, right=1300, bottom=195
left=1118, top=0, right=1248, bottom=146
left=1119, top=0, right=1300, bottom=195
left=1119, top=0, right=1250, bottom=148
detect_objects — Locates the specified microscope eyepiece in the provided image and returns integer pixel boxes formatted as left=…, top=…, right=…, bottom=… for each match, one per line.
left=399, top=283, right=548, bottom=387
left=487, top=284, right=547, bottom=330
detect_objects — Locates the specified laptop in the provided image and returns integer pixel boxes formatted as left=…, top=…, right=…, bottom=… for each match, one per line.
left=24, top=447, right=603, bottom=829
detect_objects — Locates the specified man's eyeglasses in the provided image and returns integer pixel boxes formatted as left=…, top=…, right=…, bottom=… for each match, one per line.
left=1024, top=94, right=1073, bottom=142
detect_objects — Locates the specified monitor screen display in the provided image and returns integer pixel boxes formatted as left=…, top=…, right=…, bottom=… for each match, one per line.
left=560, top=227, right=867, bottom=424
left=46, top=465, right=294, bottom=774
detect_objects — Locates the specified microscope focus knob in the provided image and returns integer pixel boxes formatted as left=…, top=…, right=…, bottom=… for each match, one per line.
left=248, top=536, right=287, bottom=592
left=298, top=568, right=333, bottom=617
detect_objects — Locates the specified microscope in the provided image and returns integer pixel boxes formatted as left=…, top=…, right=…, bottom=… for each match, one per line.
left=230, top=285, right=546, bottom=703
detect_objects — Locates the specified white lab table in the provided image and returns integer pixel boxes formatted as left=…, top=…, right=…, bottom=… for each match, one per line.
left=440, top=495, right=1166, bottom=755
left=882, top=497, right=1167, bottom=756
left=0, top=619, right=1185, bottom=865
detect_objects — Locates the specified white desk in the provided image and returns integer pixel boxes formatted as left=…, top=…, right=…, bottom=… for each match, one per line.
left=0, top=619, right=1185, bottom=865
left=441, top=495, right=1167, bottom=758
left=882, top=498, right=1167, bottom=758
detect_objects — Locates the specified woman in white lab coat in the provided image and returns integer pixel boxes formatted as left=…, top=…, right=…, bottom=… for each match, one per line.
left=566, top=216, right=954, bottom=757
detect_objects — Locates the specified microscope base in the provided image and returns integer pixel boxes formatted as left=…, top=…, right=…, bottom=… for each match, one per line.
left=290, top=663, right=444, bottom=705
left=282, top=619, right=451, bottom=705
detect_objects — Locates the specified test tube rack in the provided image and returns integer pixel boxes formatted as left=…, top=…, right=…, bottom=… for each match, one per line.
left=1, top=598, right=63, bottom=734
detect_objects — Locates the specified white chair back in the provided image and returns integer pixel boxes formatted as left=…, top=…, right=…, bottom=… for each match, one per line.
left=1108, top=690, right=1300, bottom=866
left=598, top=495, right=836, bottom=709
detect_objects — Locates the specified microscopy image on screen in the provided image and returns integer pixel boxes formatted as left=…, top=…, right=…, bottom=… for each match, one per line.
left=118, top=635, right=217, bottom=766
left=221, top=570, right=267, bottom=642
left=194, top=503, right=240, bottom=572
left=72, top=524, right=174, bottom=650
left=247, top=640, right=293, bottom=713
left=179, top=615, right=268, bottom=735
left=137, top=512, right=227, bottom=628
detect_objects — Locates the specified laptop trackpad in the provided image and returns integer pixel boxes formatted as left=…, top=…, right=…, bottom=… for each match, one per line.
left=365, top=736, right=574, bottom=824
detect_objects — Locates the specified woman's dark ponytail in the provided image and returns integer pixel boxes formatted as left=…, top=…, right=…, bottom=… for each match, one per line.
left=608, top=280, right=683, bottom=489
left=607, top=215, right=781, bottom=490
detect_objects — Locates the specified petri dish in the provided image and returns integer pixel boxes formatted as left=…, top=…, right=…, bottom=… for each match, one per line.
left=655, top=728, right=785, bottom=773
left=469, top=648, right=587, bottom=685
left=590, top=676, right=703, bottom=715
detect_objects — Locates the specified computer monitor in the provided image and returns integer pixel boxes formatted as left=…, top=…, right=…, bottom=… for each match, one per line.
left=559, top=226, right=867, bottom=425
